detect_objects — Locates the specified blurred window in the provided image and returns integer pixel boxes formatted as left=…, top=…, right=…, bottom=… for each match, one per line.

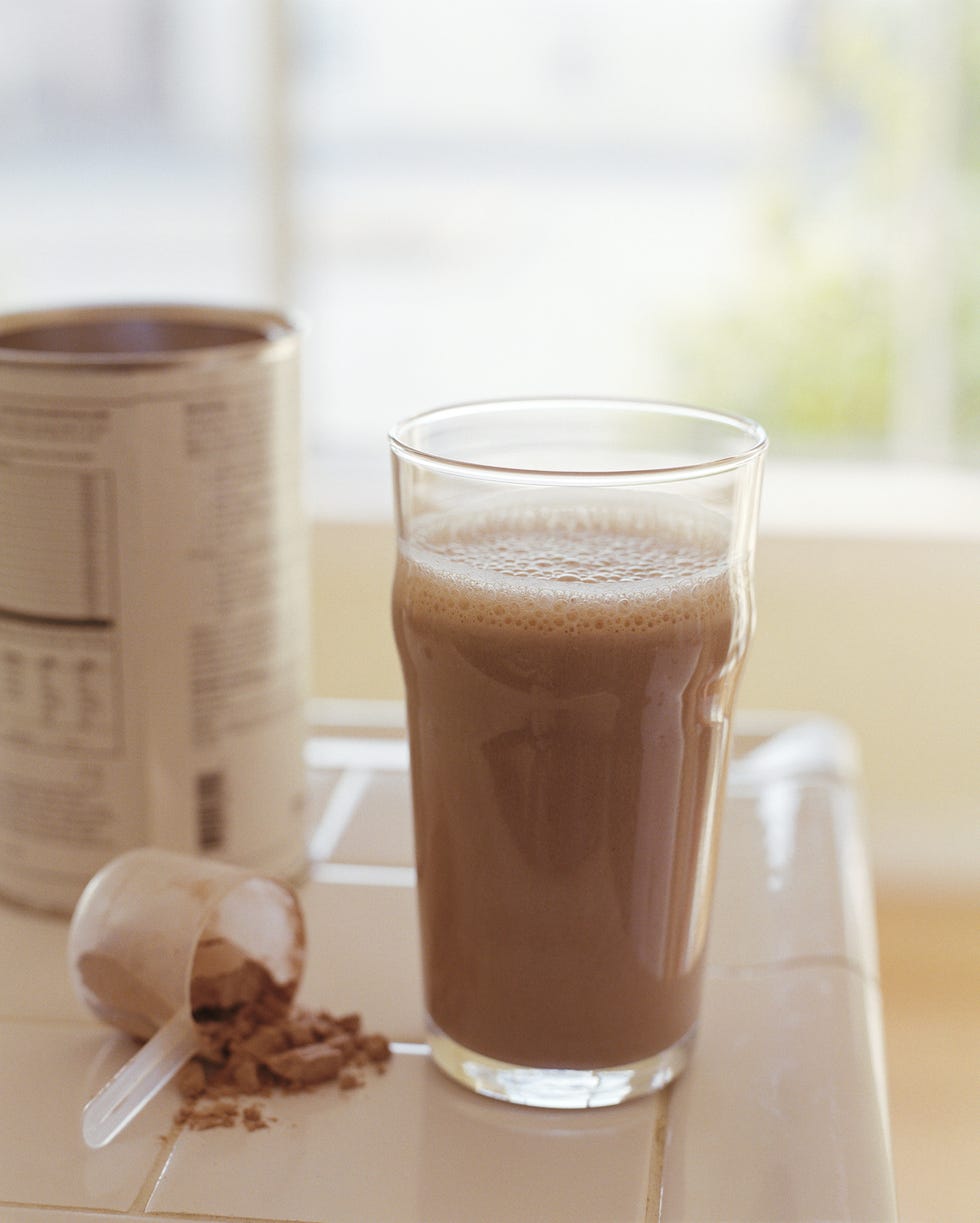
left=0, top=0, right=976, bottom=503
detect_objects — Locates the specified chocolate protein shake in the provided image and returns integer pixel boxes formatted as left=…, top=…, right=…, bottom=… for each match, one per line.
left=393, top=498, right=750, bottom=1071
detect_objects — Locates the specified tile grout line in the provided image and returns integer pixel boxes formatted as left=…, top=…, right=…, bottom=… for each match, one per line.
left=706, top=952, right=881, bottom=989
left=307, top=768, right=372, bottom=862
left=127, top=1124, right=182, bottom=1214
left=306, top=736, right=409, bottom=772
left=309, top=862, right=416, bottom=887
left=644, top=1085, right=672, bottom=1223
left=0, top=1203, right=177, bottom=1220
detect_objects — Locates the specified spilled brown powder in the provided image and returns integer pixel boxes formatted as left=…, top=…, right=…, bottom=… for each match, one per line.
left=172, top=947, right=391, bottom=1134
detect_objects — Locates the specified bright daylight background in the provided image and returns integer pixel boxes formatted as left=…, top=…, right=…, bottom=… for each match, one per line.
left=5, top=0, right=976, bottom=870
left=1, top=3, right=978, bottom=1212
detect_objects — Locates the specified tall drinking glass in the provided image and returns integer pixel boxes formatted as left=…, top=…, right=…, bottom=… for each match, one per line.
left=390, top=399, right=766, bottom=1108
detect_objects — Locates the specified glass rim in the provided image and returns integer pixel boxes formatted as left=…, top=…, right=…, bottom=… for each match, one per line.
left=389, top=397, right=768, bottom=484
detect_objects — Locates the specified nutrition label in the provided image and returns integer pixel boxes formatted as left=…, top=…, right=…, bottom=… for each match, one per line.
left=0, top=621, right=120, bottom=754
left=183, top=388, right=306, bottom=749
left=0, top=459, right=120, bottom=757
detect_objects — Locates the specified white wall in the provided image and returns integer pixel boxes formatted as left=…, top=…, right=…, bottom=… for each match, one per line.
left=742, top=532, right=979, bottom=892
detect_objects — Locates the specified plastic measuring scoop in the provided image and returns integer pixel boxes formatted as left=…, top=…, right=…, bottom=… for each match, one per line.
left=68, top=848, right=305, bottom=1149
left=82, top=1007, right=200, bottom=1148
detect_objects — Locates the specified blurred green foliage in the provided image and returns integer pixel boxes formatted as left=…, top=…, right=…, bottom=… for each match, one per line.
left=669, top=261, right=893, bottom=454
left=669, top=0, right=978, bottom=459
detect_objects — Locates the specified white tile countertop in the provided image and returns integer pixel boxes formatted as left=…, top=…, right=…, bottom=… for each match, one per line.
left=0, top=708, right=897, bottom=1223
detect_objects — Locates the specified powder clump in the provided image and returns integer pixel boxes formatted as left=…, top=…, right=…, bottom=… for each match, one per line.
left=171, top=942, right=391, bottom=1134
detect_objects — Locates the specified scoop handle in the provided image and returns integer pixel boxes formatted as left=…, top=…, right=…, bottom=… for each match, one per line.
left=82, top=1008, right=199, bottom=1148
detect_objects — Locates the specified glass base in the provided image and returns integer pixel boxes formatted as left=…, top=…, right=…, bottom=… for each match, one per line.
left=427, top=1019, right=695, bottom=1109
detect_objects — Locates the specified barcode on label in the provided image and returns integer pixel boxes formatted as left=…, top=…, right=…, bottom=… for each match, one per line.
left=196, top=770, right=226, bottom=850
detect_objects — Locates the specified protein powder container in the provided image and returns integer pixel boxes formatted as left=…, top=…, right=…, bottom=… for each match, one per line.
left=0, top=303, right=311, bottom=912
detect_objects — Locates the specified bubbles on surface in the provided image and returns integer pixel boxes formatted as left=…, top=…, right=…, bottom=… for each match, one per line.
left=398, top=500, right=734, bottom=637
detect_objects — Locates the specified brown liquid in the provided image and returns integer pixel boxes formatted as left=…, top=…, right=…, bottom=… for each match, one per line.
left=393, top=501, right=750, bottom=1069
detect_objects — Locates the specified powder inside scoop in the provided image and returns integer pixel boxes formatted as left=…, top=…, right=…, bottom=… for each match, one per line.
left=190, top=936, right=283, bottom=1013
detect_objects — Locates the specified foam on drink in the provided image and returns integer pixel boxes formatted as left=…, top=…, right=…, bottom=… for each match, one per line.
left=400, top=499, right=734, bottom=634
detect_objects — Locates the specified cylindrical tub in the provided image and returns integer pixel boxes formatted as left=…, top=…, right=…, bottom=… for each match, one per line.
left=0, top=304, right=311, bottom=912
